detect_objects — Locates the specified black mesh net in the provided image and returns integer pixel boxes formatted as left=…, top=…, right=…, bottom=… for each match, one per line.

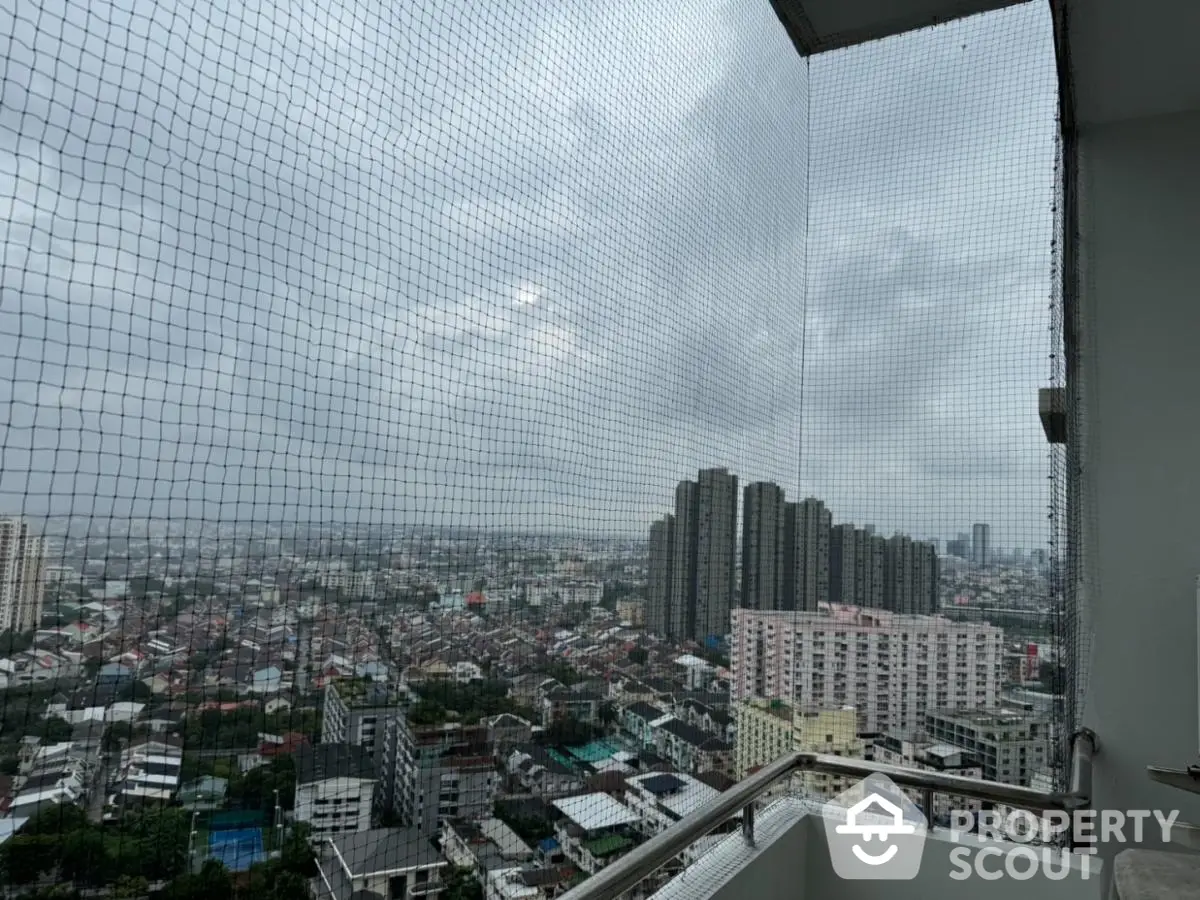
left=0, top=0, right=1068, bottom=893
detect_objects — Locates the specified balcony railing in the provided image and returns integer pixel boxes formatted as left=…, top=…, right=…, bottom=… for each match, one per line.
left=558, top=729, right=1097, bottom=900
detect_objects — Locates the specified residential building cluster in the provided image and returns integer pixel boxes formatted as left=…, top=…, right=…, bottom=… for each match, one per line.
left=645, top=472, right=942, bottom=645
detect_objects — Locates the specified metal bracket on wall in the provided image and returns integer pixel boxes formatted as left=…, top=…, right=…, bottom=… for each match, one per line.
left=1146, top=763, right=1200, bottom=795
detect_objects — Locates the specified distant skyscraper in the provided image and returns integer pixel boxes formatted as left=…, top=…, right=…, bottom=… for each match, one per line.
left=0, top=517, right=45, bottom=633
left=670, top=480, right=699, bottom=639
left=884, top=534, right=914, bottom=612
left=829, top=524, right=857, bottom=608
left=742, top=483, right=784, bottom=611
left=884, top=534, right=939, bottom=614
left=694, top=468, right=738, bottom=641
left=782, top=498, right=831, bottom=611
left=913, top=540, right=940, bottom=614
left=647, top=515, right=675, bottom=637
left=972, top=523, right=991, bottom=566
left=946, top=534, right=970, bottom=559
left=829, top=524, right=884, bottom=609
left=861, top=530, right=886, bottom=609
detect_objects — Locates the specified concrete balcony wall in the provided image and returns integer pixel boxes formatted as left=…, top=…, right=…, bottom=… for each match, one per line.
left=650, top=798, right=1104, bottom=900
left=1076, top=106, right=1200, bottom=851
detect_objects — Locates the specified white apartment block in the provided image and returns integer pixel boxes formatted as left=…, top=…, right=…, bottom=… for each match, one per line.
left=730, top=605, right=1003, bottom=735
left=295, top=745, right=378, bottom=842
left=0, top=518, right=45, bottom=633
left=527, top=581, right=604, bottom=606
left=319, top=569, right=377, bottom=599
left=560, top=582, right=603, bottom=605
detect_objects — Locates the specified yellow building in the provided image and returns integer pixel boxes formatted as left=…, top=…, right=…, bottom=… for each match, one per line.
left=734, top=700, right=863, bottom=799
left=616, top=598, right=646, bottom=626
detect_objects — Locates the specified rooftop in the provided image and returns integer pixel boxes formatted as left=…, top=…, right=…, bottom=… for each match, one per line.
left=582, top=834, right=635, bottom=859
left=331, top=828, right=445, bottom=877
left=926, top=708, right=1047, bottom=727
left=295, top=744, right=377, bottom=784
left=328, top=677, right=401, bottom=708
left=553, top=793, right=641, bottom=832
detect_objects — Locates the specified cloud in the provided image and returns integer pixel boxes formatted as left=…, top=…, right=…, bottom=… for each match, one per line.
left=0, top=0, right=1058, bottom=549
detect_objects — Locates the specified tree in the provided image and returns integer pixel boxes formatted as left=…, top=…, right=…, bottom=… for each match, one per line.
left=163, top=859, right=233, bottom=900
left=24, top=804, right=90, bottom=836
left=21, top=886, right=80, bottom=900
left=626, top=647, right=648, bottom=666
left=120, top=806, right=190, bottom=881
left=597, top=702, right=617, bottom=728
left=111, top=875, right=150, bottom=899
left=442, top=867, right=483, bottom=900
left=278, top=823, right=316, bottom=877
left=0, top=630, right=35, bottom=655
left=541, top=716, right=592, bottom=746
left=60, top=827, right=108, bottom=886
left=492, top=802, right=553, bottom=844
left=246, top=859, right=312, bottom=900
left=39, top=716, right=75, bottom=743
left=116, top=679, right=154, bottom=703
left=231, top=755, right=296, bottom=816
left=0, top=834, right=57, bottom=884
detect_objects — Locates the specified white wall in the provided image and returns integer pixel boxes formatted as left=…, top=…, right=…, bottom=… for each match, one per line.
left=295, top=776, right=374, bottom=840
left=1078, top=108, right=1200, bottom=850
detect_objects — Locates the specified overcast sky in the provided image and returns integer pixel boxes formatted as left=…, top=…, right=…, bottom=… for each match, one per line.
left=0, top=0, right=1059, bottom=548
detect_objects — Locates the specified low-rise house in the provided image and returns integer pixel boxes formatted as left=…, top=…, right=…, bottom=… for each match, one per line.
left=97, top=662, right=136, bottom=686
left=620, top=702, right=666, bottom=748
left=651, top=719, right=733, bottom=777
left=673, top=699, right=734, bottom=745
left=114, top=738, right=184, bottom=805
left=486, top=714, right=533, bottom=757
left=313, top=827, right=446, bottom=900
left=551, top=792, right=641, bottom=877
left=484, top=867, right=575, bottom=900
left=11, top=739, right=100, bottom=818
left=440, top=817, right=534, bottom=878
left=541, top=687, right=601, bottom=727
left=622, top=771, right=738, bottom=865
left=508, top=675, right=561, bottom=709
left=506, top=745, right=585, bottom=798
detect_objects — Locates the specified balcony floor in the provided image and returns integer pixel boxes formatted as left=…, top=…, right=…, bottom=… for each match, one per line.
left=649, top=797, right=1107, bottom=900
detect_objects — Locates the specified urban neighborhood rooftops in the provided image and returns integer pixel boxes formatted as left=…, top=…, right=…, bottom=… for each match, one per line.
left=553, top=792, right=641, bottom=832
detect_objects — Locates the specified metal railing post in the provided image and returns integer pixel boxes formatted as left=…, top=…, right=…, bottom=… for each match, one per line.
left=741, top=801, right=755, bottom=847
left=1068, top=728, right=1097, bottom=850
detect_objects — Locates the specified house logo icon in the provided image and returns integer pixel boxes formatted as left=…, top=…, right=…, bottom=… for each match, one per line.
left=822, top=773, right=927, bottom=880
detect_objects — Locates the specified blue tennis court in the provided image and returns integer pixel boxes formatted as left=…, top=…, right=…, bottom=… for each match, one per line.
left=208, top=827, right=267, bottom=872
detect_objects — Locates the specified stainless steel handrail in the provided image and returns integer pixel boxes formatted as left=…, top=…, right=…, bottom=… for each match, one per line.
left=557, top=731, right=1096, bottom=900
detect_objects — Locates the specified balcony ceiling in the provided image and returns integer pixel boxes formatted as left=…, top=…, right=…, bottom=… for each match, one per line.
left=765, top=0, right=1028, bottom=55
left=1065, top=0, right=1200, bottom=126
left=769, top=0, right=1200, bottom=126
